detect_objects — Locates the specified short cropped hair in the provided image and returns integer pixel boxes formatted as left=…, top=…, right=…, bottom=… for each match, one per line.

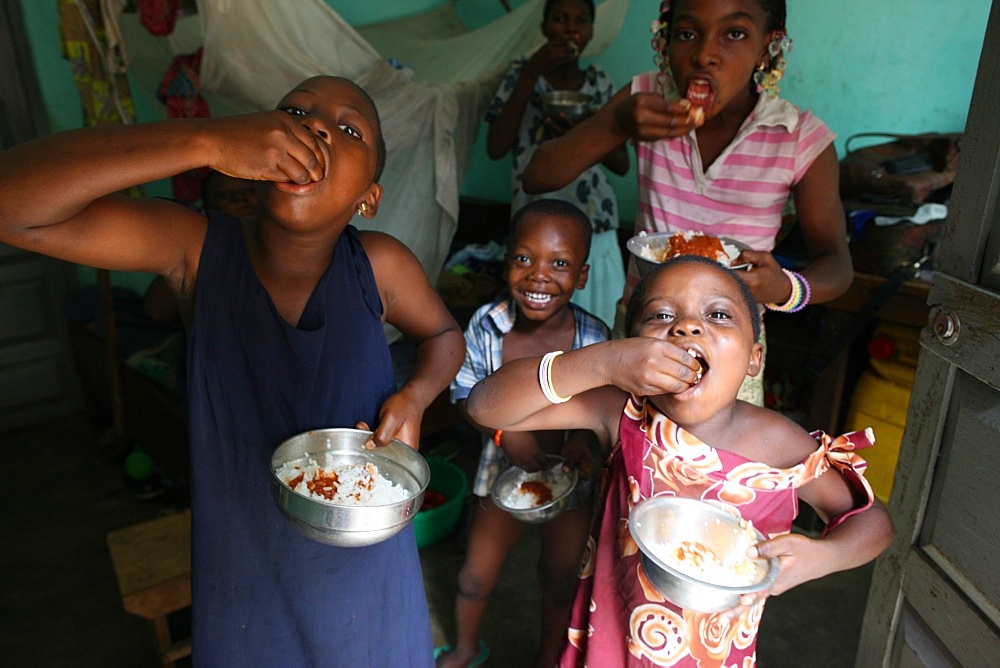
left=625, top=255, right=762, bottom=342
left=508, top=199, right=593, bottom=258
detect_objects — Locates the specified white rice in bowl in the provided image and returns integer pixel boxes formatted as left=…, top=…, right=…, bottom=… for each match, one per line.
left=648, top=539, right=761, bottom=587
left=275, top=456, right=410, bottom=506
left=634, top=230, right=741, bottom=266
left=500, top=468, right=574, bottom=510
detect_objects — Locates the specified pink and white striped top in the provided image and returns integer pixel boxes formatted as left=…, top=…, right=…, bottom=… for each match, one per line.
left=630, top=70, right=834, bottom=263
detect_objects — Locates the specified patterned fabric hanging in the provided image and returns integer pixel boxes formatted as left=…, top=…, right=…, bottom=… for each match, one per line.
left=58, top=0, right=143, bottom=200
left=158, top=48, right=211, bottom=202
left=137, top=0, right=181, bottom=36
left=58, top=0, right=137, bottom=127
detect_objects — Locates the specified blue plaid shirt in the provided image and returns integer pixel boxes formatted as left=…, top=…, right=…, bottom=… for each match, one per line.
left=451, top=296, right=610, bottom=496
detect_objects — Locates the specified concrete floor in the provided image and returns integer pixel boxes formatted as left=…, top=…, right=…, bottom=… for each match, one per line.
left=0, top=413, right=874, bottom=666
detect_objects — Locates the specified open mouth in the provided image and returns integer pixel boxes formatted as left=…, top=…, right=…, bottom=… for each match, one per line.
left=688, top=349, right=709, bottom=383
left=686, top=79, right=712, bottom=109
left=521, top=290, right=554, bottom=308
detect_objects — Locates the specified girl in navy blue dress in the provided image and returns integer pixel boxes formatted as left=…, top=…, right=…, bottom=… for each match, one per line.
left=0, top=76, right=464, bottom=666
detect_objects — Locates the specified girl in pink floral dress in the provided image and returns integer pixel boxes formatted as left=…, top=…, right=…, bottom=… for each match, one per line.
left=466, top=256, right=894, bottom=666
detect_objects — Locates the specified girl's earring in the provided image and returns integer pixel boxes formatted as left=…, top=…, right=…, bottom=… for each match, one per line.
left=755, top=33, right=791, bottom=98
left=358, top=203, right=369, bottom=216
left=753, top=63, right=767, bottom=93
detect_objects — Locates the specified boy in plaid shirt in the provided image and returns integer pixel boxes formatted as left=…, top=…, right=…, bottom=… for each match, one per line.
left=439, top=199, right=608, bottom=667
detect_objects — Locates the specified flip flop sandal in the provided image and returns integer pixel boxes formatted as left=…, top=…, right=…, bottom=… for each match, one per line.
left=432, top=639, right=489, bottom=666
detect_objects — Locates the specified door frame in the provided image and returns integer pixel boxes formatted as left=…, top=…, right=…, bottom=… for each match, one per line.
left=857, top=0, right=1000, bottom=663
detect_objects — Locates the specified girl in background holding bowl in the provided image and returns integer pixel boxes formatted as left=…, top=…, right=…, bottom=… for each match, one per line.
left=0, top=76, right=463, bottom=666
left=523, top=0, right=853, bottom=406
left=486, top=0, right=630, bottom=328
left=465, top=255, right=894, bottom=666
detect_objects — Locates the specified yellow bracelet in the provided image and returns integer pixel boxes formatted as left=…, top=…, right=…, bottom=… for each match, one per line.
left=538, top=351, right=572, bottom=404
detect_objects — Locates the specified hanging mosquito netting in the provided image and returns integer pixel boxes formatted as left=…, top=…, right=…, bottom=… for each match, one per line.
left=104, top=0, right=627, bottom=344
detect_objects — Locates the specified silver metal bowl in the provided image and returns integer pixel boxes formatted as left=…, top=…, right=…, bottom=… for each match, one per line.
left=491, top=455, right=579, bottom=524
left=629, top=497, right=779, bottom=613
left=540, top=91, right=593, bottom=124
left=271, top=428, right=429, bottom=548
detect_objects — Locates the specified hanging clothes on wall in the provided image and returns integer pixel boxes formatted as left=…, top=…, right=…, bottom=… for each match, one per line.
left=157, top=48, right=210, bottom=202
left=59, top=0, right=137, bottom=127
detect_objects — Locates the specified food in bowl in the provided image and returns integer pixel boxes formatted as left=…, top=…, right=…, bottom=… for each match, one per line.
left=627, top=231, right=747, bottom=280
left=637, top=231, right=741, bottom=265
left=270, top=428, right=429, bottom=547
left=419, top=488, right=448, bottom=512
left=500, top=473, right=573, bottom=510
left=492, top=456, right=578, bottom=523
left=646, top=534, right=761, bottom=588
left=413, top=456, right=468, bottom=549
left=275, top=458, right=410, bottom=506
left=628, top=497, right=779, bottom=612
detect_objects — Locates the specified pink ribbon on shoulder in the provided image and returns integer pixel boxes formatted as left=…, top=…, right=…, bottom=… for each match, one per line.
left=809, top=428, right=877, bottom=535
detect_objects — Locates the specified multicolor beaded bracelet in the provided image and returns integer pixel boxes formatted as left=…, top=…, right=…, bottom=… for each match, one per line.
left=765, top=269, right=811, bottom=313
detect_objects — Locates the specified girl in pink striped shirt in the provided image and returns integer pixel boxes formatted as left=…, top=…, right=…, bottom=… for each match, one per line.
left=524, top=0, right=852, bottom=405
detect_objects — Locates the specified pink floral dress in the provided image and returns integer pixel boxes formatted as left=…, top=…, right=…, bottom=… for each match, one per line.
left=560, top=394, right=875, bottom=667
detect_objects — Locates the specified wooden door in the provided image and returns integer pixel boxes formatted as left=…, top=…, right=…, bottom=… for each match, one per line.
left=856, top=2, right=1000, bottom=664
left=0, top=0, right=84, bottom=430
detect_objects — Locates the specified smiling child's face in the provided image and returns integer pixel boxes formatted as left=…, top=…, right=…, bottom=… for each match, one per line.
left=504, top=211, right=589, bottom=323
left=632, top=258, right=762, bottom=422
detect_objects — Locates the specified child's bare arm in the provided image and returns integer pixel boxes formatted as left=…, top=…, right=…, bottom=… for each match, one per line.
left=737, top=145, right=852, bottom=306
left=0, top=113, right=327, bottom=278
left=522, top=86, right=632, bottom=193
left=741, top=419, right=894, bottom=600
left=466, top=338, right=702, bottom=440
left=497, top=429, right=551, bottom=473
left=600, top=141, right=631, bottom=177
left=487, top=44, right=577, bottom=159
left=752, top=492, right=894, bottom=600
left=523, top=88, right=699, bottom=193
left=790, top=144, right=854, bottom=303
left=362, top=231, right=464, bottom=449
left=487, top=65, right=542, bottom=159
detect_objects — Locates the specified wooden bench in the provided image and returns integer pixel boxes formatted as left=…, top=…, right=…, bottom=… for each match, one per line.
left=106, top=509, right=192, bottom=666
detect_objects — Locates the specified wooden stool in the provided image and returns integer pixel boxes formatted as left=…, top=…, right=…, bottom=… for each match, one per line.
left=107, top=509, right=192, bottom=666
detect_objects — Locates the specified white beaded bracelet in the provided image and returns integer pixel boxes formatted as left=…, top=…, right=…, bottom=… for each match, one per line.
left=538, top=351, right=572, bottom=404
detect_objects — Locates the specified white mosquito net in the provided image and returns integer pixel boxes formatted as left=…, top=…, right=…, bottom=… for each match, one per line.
left=114, top=0, right=628, bottom=337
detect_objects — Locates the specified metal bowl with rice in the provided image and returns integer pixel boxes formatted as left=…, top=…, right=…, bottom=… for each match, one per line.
left=626, top=231, right=748, bottom=280
left=491, top=455, right=579, bottom=524
left=271, top=428, right=429, bottom=548
left=629, top=497, right=779, bottom=613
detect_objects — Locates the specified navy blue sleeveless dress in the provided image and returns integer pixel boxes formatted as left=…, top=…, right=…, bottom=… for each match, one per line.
left=184, top=214, right=433, bottom=666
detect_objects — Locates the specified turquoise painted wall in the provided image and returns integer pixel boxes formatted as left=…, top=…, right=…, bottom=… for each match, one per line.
left=19, top=0, right=992, bottom=288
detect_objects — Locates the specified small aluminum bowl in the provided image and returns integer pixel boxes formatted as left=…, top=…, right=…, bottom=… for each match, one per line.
left=629, top=497, right=779, bottom=613
left=540, top=91, right=593, bottom=124
left=491, top=455, right=578, bottom=524
left=271, top=428, right=429, bottom=548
